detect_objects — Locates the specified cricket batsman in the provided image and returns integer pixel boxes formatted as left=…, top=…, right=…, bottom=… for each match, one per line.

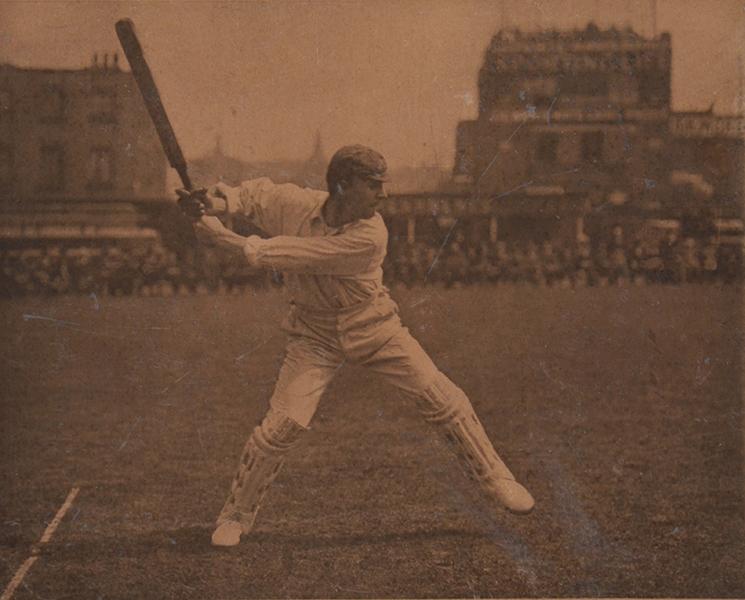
left=177, top=145, right=534, bottom=547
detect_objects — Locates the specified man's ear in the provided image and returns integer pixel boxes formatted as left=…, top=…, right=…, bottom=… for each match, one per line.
left=336, top=180, right=348, bottom=195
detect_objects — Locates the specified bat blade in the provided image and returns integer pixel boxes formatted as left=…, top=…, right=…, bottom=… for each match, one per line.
left=115, top=18, right=192, bottom=190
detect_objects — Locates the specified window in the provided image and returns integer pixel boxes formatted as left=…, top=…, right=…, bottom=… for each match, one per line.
left=0, top=145, right=12, bottom=189
left=453, top=149, right=473, bottom=177
left=560, top=74, right=608, bottom=97
left=39, top=145, right=65, bottom=192
left=581, top=131, right=604, bottom=163
left=536, top=133, right=559, bottom=163
left=87, top=147, right=114, bottom=189
left=40, top=85, right=67, bottom=123
left=88, top=87, right=117, bottom=123
left=0, top=89, right=11, bottom=115
left=517, top=77, right=558, bottom=107
left=638, top=71, right=668, bottom=107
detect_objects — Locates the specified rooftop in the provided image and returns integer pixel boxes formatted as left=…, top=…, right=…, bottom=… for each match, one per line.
left=491, top=22, right=668, bottom=43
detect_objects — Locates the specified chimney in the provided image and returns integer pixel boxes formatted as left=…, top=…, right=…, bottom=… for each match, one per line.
left=93, top=52, right=98, bottom=69
left=113, top=53, right=119, bottom=69
left=103, top=53, right=109, bottom=69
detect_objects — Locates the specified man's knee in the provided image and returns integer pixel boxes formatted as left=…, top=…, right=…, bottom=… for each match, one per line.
left=256, top=408, right=308, bottom=453
left=410, top=371, right=471, bottom=424
left=269, top=384, right=324, bottom=428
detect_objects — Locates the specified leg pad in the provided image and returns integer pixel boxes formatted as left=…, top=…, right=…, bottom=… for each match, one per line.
left=416, top=373, right=534, bottom=514
left=217, top=411, right=307, bottom=533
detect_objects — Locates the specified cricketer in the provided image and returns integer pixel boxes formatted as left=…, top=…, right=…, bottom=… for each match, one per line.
left=177, top=145, right=534, bottom=547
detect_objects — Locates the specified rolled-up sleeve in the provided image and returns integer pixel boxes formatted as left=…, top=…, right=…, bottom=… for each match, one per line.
left=253, top=232, right=379, bottom=276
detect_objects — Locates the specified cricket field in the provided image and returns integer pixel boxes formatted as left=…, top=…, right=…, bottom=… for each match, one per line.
left=1, top=284, right=743, bottom=598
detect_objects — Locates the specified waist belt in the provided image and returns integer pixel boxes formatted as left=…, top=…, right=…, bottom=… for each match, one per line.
left=290, top=290, right=386, bottom=319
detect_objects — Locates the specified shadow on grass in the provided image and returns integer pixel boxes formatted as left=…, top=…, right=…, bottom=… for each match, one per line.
left=37, top=523, right=494, bottom=560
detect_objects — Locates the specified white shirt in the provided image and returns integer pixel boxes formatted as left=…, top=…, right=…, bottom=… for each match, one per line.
left=223, top=178, right=389, bottom=311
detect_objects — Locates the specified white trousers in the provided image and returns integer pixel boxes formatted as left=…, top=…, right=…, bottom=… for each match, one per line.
left=269, top=295, right=444, bottom=427
left=219, top=294, right=535, bottom=529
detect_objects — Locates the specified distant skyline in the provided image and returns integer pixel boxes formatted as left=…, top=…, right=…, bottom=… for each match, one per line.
left=1, top=1, right=742, bottom=170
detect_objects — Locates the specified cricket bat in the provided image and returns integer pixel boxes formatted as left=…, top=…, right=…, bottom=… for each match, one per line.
left=115, top=18, right=194, bottom=191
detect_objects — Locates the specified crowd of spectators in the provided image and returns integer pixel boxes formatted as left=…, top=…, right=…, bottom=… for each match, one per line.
left=0, top=227, right=741, bottom=297
left=0, top=242, right=275, bottom=298
left=385, top=226, right=742, bottom=288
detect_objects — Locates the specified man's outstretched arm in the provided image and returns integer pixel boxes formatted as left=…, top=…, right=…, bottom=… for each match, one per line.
left=245, top=233, right=379, bottom=276
left=193, top=216, right=381, bottom=276
left=178, top=179, right=320, bottom=237
left=193, top=216, right=250, bottom=254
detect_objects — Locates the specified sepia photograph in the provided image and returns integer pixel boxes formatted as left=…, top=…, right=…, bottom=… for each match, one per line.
left=0, top=1, right=743, bottom=598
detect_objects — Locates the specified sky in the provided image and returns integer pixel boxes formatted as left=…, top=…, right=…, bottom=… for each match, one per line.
left=1, top=0, right=743, bottom=170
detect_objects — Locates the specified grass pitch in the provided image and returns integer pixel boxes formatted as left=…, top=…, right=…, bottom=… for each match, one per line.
left=1, top=284, right=743, bottom=598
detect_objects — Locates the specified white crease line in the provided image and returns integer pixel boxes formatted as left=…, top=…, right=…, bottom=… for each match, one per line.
left=0, top=557, right=38, bottom=600
left=39, top=487, right=79, bottom=544
left=1, top=487, right=80, bottom=600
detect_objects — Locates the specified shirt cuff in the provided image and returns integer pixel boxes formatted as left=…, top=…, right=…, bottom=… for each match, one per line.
left=242, top=235, right=265, bottom=268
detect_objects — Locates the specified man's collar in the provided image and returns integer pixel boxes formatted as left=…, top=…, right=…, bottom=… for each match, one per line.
left=313, top=194, right=377, bottom=233
left=311, top=196, right=340, bottom=234
left=310, top=200, right=324, bottom=223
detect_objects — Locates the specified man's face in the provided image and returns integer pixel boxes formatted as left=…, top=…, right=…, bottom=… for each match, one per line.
left=343, top=175, right=388, bottom=221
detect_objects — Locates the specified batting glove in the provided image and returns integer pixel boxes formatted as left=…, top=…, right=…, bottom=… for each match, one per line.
left=176, top=188, right=208, bottom=219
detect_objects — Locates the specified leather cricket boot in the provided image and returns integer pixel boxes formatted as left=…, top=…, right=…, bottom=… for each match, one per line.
left=211, top=520, right=242, bottom=547
left=212, top=411, right=306, bottom=547
left=417, top=373, right=535, bottom=515
left=475, top=460, right=535, bottom=514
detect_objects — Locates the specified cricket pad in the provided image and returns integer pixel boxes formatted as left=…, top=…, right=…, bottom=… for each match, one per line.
left=217, top=411, right=307, bottom=533
left=415, top=372, right=535, bottom=514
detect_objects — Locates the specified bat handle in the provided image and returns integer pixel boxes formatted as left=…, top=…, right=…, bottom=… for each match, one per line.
left=176, top=165, right=193, bottom=191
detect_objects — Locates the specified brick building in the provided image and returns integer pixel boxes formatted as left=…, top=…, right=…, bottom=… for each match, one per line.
left=0, top=54, right=166, bottom=201
left=449, top=23, right=743, bottom=243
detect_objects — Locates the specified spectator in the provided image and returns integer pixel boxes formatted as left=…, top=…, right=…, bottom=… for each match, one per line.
left=718, top=242, right=741, bottom=285
left=442, top=237, right=468, bottom=288
left=594, top=243, right=611, bottom=287
left=198, top=247, right=223, bottom=293
left=642, top=242, right=664, bottom=284
left=659, top=230, right=680, bottom=284
left=701, top=237, right=719, bottom=284
left=465, top=241, right=485, bottom=284
left=556, top=242, right=575, bottom=287
left=162, top=250, right=182, bottom=294
left=678, top=237, right=701, bottom=283
left=422, top=245, right=440, bottom=284
left=628, top=239, right=646, bottom=284
left=540, top=240, right=561, bottom=286
left=607, top=226, right=630, bottom=285
left=575, top=238, right=594, bottom=286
